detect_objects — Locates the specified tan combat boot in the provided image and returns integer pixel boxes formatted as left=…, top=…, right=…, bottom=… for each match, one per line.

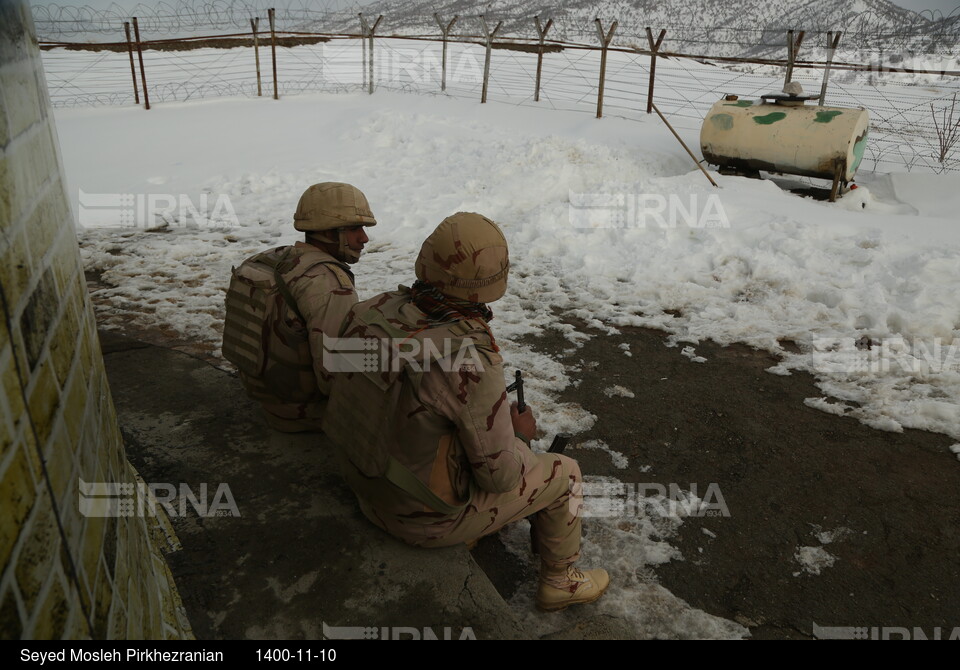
left=536, top=561, right=610, bottom=612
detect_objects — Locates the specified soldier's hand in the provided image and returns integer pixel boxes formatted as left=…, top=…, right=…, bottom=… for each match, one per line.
left=510, top=401, right=537, bottom=444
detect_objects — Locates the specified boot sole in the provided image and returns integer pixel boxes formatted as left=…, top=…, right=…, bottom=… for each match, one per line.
left=535, top=584, right=608, bottom=612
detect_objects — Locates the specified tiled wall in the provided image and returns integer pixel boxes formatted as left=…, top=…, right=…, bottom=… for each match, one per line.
left=0, top=0, right=191, bottom=640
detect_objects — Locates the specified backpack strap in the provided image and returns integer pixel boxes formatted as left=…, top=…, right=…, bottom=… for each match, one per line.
left=273, top=254, right=355, bottom=324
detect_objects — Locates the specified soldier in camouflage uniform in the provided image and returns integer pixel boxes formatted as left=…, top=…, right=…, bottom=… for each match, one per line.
left=223, top=182, right=376, bottom=433
left=323, top=212, right=609, bottom=612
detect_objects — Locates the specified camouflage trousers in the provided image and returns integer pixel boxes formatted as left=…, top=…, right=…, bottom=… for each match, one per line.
left=260, top=402, right=325, bottom=433
left=352, top=452, right=583, bottom=565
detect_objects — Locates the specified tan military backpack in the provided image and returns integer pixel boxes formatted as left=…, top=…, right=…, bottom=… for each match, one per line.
left=222, top=247, right=341, bottom=381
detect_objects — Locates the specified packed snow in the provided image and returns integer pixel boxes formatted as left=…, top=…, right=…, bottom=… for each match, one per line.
left=61, top=90, right=960, bottom=442
left=794, top=546, right=839, bottom=576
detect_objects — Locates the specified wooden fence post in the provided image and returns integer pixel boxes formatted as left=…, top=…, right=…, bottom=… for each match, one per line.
left=784, top=29, right=805, bottom=87
left=479, top=15, right=502, bottom=104
left=645, top=27, right=666, bottom=114
left=131, top=17, right=149, bottom=110
left=269, top=8, right=278, bottom=99
left=435, top=13, right=457, bottom=92
left=123, top=22, right=139, bottom=104
left=534, top=15, right=553, bottom=102
left=818, top=31, right=842, bottom=105
left=595, top=18, right=618, bottom=118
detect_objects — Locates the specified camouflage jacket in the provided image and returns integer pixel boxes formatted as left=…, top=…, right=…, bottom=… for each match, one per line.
left=327, top=287, right=530, bottom=519
left=236, top=241, right=357, bottom=429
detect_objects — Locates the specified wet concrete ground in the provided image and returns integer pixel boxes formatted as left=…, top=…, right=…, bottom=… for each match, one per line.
left=473, top=324, right=960, bottom=639
left=99, top=315, right=960, bottom=639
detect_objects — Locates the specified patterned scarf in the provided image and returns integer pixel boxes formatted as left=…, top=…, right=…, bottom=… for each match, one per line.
left=410, top=280, right=494, bottom=324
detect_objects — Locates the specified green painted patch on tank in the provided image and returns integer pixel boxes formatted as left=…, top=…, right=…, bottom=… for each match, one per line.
left=814, top=110, right=843, bottom=123
left=722, top=100, right=754, bottom=107
left=752, top=112, right=787, bottom=125
left=851, top=129, right=868, bottom=173
left=710, top=113, right=734, bottom=130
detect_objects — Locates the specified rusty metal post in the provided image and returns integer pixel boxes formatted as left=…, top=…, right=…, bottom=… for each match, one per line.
left=251, top=17, right=262, bottom=96
left=784, top=29, right=805, bottom=87
left=645, top=27, right=666, bottom=114
left=359, top=14, right=367, bottom=90
left=818, top=31, right=842, bottom=105
left=595, top=18, right=617, bottom=118
left=534, top=15, right=553, bottom=102
left=435, top=13, right=457, bottom=92
left=123, top=22, right=140, bottom=104
left=269, top=8, right=278, bottom=99
left=359, top=13, right=382, bottom=95
left=132, top=17, right=149, bottom=110
left=651, top=103, right=718, bottom=188
left=479, top=15, right=502, bottom=104
left=369, top=15, right=382, bottom=95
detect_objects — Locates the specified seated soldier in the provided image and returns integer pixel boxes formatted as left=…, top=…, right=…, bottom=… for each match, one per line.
left=323, top=212, right=609, bottom=612
left=222, top=182, right=375, bottom=432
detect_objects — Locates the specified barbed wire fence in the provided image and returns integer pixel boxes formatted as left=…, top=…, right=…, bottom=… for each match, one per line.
left=35, top=3, right=960, bottom=174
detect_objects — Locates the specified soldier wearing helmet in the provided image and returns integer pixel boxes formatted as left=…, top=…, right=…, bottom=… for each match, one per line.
left=323, top=212, right=609, bottom=612
left=222, top=182, right=376, bottom=433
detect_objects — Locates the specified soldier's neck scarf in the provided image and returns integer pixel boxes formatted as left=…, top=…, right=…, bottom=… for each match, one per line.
left=410, top=280, right=493, bottom=324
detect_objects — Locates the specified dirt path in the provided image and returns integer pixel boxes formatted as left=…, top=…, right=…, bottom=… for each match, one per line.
left=472, top=323, right=960, bottom=639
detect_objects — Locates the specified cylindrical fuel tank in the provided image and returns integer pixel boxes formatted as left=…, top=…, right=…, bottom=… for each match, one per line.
left=700, top=97, right=869, bottom=182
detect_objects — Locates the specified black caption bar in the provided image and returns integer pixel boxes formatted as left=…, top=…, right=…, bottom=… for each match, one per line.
left=11, top=641, right=361, bottom=665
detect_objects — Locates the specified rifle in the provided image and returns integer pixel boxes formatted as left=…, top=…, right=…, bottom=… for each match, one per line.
left=506, top=370, right=572, bottom=454
left=505, top=369, right=525, bottom=412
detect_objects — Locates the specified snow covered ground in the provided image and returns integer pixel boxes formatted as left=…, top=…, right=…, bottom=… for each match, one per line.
left=52, top=46, right=960, bottom=638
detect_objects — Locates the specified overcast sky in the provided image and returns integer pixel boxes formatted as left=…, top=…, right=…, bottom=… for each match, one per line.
left=26, top=0, right=960, bottom=19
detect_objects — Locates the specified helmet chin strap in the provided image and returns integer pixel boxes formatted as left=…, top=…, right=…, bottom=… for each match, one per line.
left=306, top=230, right=359, bottom=263
left=338, top=229, right=361, bottom=264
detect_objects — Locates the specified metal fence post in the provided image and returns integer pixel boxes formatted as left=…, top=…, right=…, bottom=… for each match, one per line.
left=123, top=21, right=139, bottom=104
left=435, top=13, right=457, bottom=92
left=131, top=17, right=149, bottom=110
left=784, top=29, right=805, bottom=87
left=595, top=18, right=617, bottom=118
left=359, top=14, right=367, bottom=90
left=818, top=31, right=842, bottom=105
left=359, top=13, right=382, bottom=95
left=269, top=8, right=278, bottom=99
left=645, top=27, right=666, bottom=114
left=251, top=17, right=262, bottom=97
left=534, top=15, right=553, bottom=102
left=479, top=15, right=502, bottom=104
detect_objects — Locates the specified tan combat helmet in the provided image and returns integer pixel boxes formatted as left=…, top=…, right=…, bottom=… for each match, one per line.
left=293, top=182, right=377, bottom=263
left=415, top=212, right=509, bottom=303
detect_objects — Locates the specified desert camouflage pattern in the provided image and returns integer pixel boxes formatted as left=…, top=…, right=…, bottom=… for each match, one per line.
left=234, top=241, right=357, bottom=432
left=415, top=212, right=509, bottom=303
left=293, top=182, right=377, bottom=232
left=328, top=287, right=582, bottom=564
